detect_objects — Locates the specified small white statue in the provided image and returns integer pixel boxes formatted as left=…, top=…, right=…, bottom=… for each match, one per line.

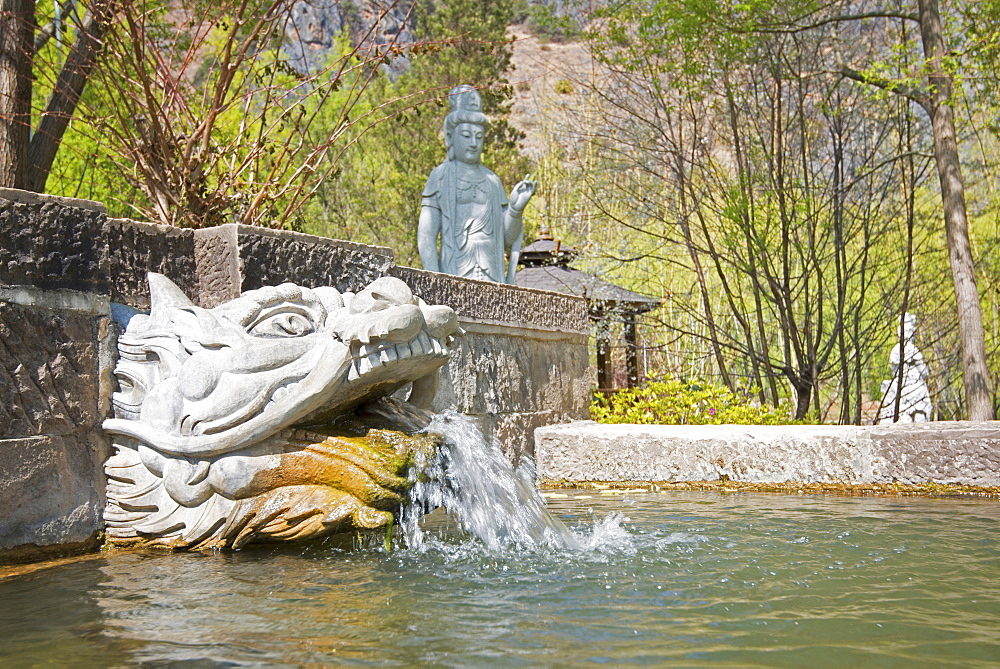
left=417, top=84, right=536, bottom=283
left=877, top=313, right=932, bottom=424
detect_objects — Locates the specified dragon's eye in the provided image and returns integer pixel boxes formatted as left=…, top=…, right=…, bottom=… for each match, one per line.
left=247, top=307, right=316, bottom=338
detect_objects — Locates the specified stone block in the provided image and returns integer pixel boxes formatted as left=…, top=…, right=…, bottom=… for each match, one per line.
left=0, top=432, right=108, bottom=554
left=870, top=421, right=1000, bottom=486
left=440, top=326, right=589, bottom=418
left=535, top=423, right=875, bottom=484
left=490, top=410, right=570, bottom=463
left=106, top=218, right=198, bottom=309
left=0, top=302, right=103, bottom=440
left=235, top=225, right=394, bottom=293
left=391, top=265, right=589, bottom=334
left=535, top=421, right=1000, bottom=486
left=0, top=189, right=108, bottom=294
left=193, top=224, right=242, bottom=307
left=188, top=225, right=395, bottom=306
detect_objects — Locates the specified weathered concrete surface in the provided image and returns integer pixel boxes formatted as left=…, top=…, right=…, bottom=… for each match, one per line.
left=435, top=324, right=589, bottom=462
left=0, top=434, right=107, bottom=551
left=192, top=224, right=395, bottom=307
left=870, top=422, right=1000, bottom=485
left=0, top=189, right=108, bottom=295
left=391, top=266, right=589, bottom=332
left=535, top=421, right=1000, bottom=487
left=238, top=224, right=394, bottom=293
left=107, top=218, right=198, bottom=309
left=0, top=301, right=105, bottom=440
left=0, top=291, right=111, bottom=562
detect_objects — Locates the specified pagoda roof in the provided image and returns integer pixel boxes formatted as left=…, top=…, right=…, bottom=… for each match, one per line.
left=514, top=265, right=659, bottom=315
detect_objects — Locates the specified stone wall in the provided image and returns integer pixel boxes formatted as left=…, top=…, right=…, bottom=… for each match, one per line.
left=0, top=290, right=111, bottom=562
left=535, top=421, right=1000, bottom=487
left=0, top=189, right=590, bottom=562
left=390, top=266, right=590, bottom=462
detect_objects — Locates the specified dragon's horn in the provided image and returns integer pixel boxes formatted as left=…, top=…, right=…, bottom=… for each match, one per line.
left=147, top=273, right=194, bottom=326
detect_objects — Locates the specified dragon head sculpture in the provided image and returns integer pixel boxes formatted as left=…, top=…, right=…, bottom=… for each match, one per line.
left=103, top=273, right=458, bottom=550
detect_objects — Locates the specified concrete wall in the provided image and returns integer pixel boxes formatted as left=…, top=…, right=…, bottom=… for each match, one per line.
left=0, top=189, right=590, bottom=562
left=535, top=421, right=1000, bottom=487
left=391, top=267, right=589, bottom=462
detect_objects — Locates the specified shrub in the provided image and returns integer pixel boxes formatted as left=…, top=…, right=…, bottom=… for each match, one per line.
left=554, top=78, right=574, bottom=95
left=591, top=379, right=803, bottom=425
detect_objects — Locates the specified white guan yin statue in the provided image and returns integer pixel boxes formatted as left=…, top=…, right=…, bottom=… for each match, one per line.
left=877, top=313, right=932, bottom=424
left=417, top=84, right=536, bottom=284
left=103, top=273, right=458, bottom=550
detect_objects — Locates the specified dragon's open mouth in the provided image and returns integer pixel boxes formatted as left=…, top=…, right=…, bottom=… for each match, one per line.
left=347, top=331, right=450, bottom=382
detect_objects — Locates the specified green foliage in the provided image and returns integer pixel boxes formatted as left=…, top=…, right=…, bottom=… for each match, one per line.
left=563, top=0, right=1000, bottom=422
left=514, top=1, right=581, bottom=43
left=36, top=0, right=528, bottom=248
left=554, top=78, right=574, bottom=94
left=43, top=112, right=143, bottom=217
left=31, top=17, right=140, bottom=213
left=39, top=0, right=392, bottom=229
left=591, top=379, right=803, bottom=425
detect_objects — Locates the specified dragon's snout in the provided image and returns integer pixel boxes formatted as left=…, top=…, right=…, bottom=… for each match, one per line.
left=338, top=276, right=459, bottom=347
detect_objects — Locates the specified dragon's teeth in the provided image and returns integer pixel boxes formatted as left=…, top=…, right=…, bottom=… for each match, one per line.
left=415, top=332, right=431, bottom=354
left=358, top=356, right=373, bottom=375
left=380, top=346, right=397, bottom=363
left=394, top=342, right=408, bottom=359
left=368, top=351, right=381, bottom=369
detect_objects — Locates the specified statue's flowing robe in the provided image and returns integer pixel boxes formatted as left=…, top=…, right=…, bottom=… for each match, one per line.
left=422, top=161, right=508, bottom=282
left=879, top=342, right=933, bottom=422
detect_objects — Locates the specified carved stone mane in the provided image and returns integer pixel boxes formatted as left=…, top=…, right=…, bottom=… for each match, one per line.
left=103, top=273, right=458, bottom=549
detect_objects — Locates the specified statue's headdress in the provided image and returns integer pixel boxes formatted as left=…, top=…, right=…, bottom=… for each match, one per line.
left=444, top=85, right=490, bottom=158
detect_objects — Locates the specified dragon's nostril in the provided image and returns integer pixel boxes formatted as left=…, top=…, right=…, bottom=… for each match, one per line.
left=375, top=304, right=424, bottom=342
left=423, top=306, right=458, bottom=339
left=350, top=277, right=416, bottom=314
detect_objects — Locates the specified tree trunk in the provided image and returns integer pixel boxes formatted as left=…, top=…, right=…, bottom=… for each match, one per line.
left=28, top=2, right=110, bottom=192
left=0, top=0, right=34, bottom=188
left=791, top=375, right=812, bottom=421
left=918, top=0, right=995, bottom=420
left=596, top=331, right=612, bottom=393
left=624, top=314, right=639, bottom=388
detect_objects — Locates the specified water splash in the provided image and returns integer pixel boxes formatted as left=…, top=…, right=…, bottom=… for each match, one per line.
left=400, top=411, right=583, bottom=551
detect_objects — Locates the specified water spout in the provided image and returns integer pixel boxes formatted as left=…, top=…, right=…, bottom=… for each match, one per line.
left=401, top=411, right=579, bottom=551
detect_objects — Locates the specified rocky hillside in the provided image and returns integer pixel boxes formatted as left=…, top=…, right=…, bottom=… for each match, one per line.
left=507, top=25, right=594, bottom=161
left=284, top=0, right=417, bottom=73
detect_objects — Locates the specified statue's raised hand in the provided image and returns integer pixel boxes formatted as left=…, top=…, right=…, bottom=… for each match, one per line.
left=510, top=174, right=536, bottom=214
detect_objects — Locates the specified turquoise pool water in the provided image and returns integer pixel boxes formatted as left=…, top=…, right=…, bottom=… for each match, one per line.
left=1, top=491, right=997, bottom=666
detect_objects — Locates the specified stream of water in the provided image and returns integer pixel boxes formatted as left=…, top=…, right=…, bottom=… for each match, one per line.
left=0, top=416, right=997, bottom=666
left=400, top=411, right=582, bottom=551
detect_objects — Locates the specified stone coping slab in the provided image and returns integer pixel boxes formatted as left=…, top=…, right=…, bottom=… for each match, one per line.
left=535, top=421, right=1000, bottom=488
left=391, top=266, right=589, bottom=335
left=0, top=187, right=105, bottom=213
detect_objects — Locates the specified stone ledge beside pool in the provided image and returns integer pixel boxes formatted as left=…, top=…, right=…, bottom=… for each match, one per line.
left=534, top=421, right=1000, bottom=488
